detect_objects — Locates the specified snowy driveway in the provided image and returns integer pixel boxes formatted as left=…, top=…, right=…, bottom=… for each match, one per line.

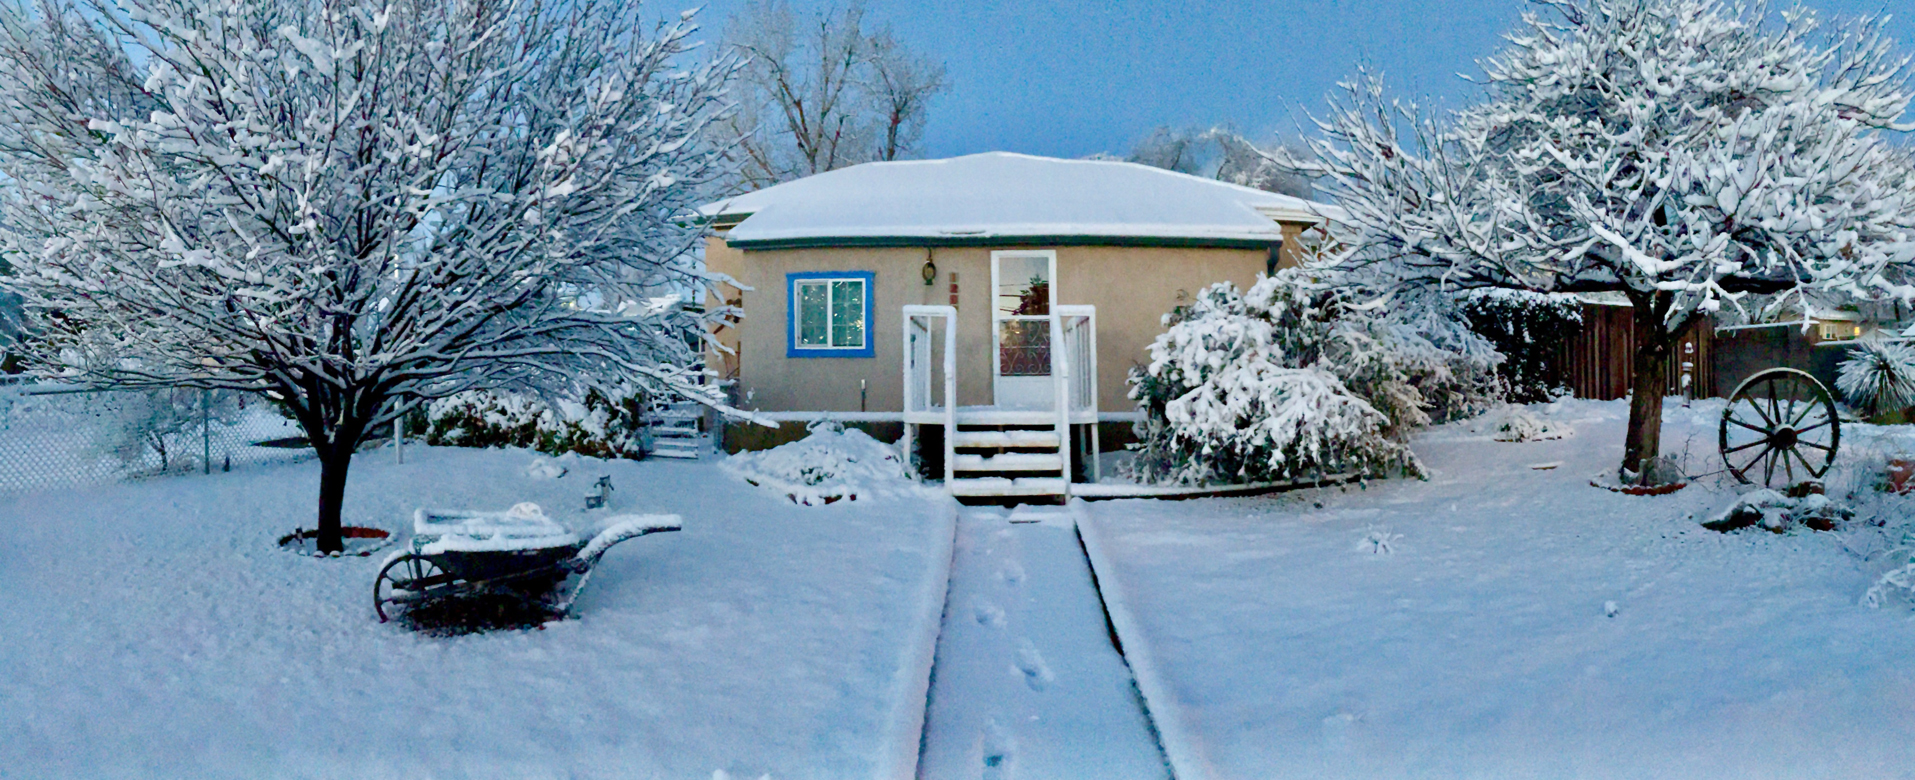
left=0, top=446, right=954, bottom=779
left=1081, top=399, right=1915, bottom=780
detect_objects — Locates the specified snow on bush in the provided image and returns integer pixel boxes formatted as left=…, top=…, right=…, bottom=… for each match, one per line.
left=722, top=421, right=918, bottom=505
left=1836, top=338, right=1915, bottom=418
left=426, top=389, right=648, bottom=460
left=1125, top=270, right=1501, bottom=485
left=1490, top=406, right=1571, bottom=442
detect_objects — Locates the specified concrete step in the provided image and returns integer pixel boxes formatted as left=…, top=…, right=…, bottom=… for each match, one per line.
left=953, top=453, right=1064, bottom=472
left=952, top=430, right=1061, bottom=449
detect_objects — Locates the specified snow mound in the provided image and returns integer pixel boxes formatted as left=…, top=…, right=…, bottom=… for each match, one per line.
left=524, top=455, right=572, bottom=479
left=1489, top=406, right=1572, bottom=442
left=721, top=424, right=920, bottom=505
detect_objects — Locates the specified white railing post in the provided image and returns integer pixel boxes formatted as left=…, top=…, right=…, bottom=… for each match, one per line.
left=1051, top=313, right=1071, bottom=495
left=943, top=309, right=957, bottom=488
left=901, top=314, right=917, bottom=481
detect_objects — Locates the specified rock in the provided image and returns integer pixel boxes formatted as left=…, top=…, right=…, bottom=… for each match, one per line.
left=1636, top=455, right=1685, bottom=488
left=1702, top=488, right=1853, bottom=533
left=1791, top=493, right=1854, bottom=532
left=1784, top=481, right=1825, bottom=499
left=1702, top=489, right=1791, bottom=532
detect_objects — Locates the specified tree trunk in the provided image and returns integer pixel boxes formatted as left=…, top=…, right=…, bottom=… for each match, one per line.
left=314, top=446, right=353, bottom=554
left=1621, top=297, right=1677, bottom=483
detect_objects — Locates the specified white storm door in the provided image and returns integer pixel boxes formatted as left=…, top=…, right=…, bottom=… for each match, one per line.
left=991, top=251, right=1057, bottom=410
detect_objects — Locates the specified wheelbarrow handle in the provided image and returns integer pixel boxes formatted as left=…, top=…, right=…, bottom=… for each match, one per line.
left=574, top=514, right=682, bottom=570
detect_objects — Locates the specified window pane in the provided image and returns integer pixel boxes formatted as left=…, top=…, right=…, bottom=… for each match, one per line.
left=996, top=256, right=1050, bottom=316
left=798, top=282, right=828, bottom=346
left=831, top=280, right=865, bottom=348
left=999, top=320, right=1052, bottom=376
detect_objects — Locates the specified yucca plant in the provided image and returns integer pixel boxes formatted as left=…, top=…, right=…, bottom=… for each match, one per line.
left=1837, top=338, right=1915, bottom=419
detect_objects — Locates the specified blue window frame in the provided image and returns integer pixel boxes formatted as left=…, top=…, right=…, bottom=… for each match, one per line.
left=787, top=271, right=875, bottom=358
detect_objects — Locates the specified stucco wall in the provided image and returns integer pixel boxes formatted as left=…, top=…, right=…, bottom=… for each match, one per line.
left=709, top=237, right=1270, bottom=415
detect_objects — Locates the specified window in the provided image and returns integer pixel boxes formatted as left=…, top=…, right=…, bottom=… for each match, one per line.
left=787, top=271, right=874, bottom=358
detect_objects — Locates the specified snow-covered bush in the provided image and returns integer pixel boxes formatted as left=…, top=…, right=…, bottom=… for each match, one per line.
left=425, top=390, right=649, bottom=461
left=721, top=420, right=916, bottom=504
left=1836, top=338, right=1915, bottom=419
left=1460, top=290, right=1584, bottom=403
left=1489, top=406, right=1571, bottom=442
left=95, top=389, right=244, bottom=473
left=1125, top=271, right=1500, bottom=485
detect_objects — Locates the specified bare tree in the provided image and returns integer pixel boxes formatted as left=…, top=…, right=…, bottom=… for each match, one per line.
left=1124, top=126, right=1316, bottom=199
left=1127, top=127, right=1210, bottom=174
left=0, top=0, right=741, bottom=551
left=723, top=0, right=947, bottom=188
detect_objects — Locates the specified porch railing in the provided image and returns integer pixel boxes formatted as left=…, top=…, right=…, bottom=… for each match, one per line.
left=902, top=305, right=957, bottom=483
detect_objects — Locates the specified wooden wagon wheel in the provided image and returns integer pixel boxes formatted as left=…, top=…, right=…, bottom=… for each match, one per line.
left=374, top=554, right=452, bottom=623
left=1719, top=368, right=1840, bottom=488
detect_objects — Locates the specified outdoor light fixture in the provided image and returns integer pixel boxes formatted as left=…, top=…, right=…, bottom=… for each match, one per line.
left=922, top=257, right=938, bottom=285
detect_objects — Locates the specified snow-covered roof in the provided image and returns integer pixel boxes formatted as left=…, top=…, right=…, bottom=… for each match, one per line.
left=701, top=152, right=1345, bottom=250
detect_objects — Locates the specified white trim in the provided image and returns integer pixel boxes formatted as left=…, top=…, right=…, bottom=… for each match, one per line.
left=792, top=276, right=869, bottom=350
left=991, top=249, right=1059, bottom=406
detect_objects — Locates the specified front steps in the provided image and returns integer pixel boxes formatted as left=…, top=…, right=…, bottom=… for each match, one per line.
left=947, top=413, right=1070, bottom=504
left=645, top=402, right=706, bottom=460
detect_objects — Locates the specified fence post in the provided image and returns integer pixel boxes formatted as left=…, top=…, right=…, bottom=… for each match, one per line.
left=201, top=389, right=211, bottom=475
left=394, top=404, right=404, bottom=464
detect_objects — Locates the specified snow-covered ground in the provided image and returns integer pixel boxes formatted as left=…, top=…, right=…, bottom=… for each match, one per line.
left=1081, top=398, right=1915, bottom=780
left=0, top=445, right=954, bottom=779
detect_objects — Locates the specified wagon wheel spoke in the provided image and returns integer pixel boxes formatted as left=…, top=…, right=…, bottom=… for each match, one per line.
left=1725, top=439, right=1769, bottom=454
left=1782, top=444, right=1796, bottom=484
left=1794, top=447, right=1827, bottom=478
left=1798, top=439, right=1833, bottom=452
left=1728, top=416, right=1770, bottom=434
left=1763, top=446, right=1778, bottom=486
left=1743, top=397, right=1774, bottom=427
left=1789, top=395, right=1816, bottom=426
left=1794, top=419, right=1833, bottom=435
left=1734, top=446, right=1772, bottom=478
left=1768, top=378, right=1782, bottom=426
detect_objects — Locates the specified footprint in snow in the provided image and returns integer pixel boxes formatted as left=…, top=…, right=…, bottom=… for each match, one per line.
left=1014, top=638, right=1055, bottom=691
left=982, top=717, right=1016, bottom=778
left=997, top=561, right=1025, bottom=585
left=973, top=601, right=1005, bottom=627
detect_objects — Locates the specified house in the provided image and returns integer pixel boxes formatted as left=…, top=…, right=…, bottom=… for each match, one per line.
left=700, top=152, right=1341, bottom=500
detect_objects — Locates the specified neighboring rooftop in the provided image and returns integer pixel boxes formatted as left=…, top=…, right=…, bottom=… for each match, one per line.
left=700, top=152, right=1344, bottom=250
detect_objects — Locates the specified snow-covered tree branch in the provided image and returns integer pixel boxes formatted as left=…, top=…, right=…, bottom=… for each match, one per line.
left=0, top=0, right=742, bottom=550
left=1288, top=0, right=1915, bottom=482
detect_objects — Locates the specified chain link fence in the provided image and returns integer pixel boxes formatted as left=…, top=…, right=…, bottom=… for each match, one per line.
left=0, top=383, right=311, bottom=495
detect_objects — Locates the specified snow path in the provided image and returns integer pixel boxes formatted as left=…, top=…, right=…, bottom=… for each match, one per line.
left=916, top=505, right=1170, bottom=780
left=0, top=445, right=955, bottom=779
left=1080, top=398, right=1915, bottom=780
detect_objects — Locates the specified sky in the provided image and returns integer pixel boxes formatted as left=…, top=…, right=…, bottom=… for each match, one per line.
left=683, top=0, right=1915, bottom=159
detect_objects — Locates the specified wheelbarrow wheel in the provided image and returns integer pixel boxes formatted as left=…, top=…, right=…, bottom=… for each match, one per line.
left=375, top=554, right=449, bottom=623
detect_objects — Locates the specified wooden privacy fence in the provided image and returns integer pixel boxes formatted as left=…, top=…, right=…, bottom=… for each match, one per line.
left=1555, top=304, right=1862, bottom=401
left=1557, top=303, right=1713, bottom=401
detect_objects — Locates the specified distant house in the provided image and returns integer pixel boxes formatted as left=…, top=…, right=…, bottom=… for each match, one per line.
left=700, top=152, right=1341, bottom=500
